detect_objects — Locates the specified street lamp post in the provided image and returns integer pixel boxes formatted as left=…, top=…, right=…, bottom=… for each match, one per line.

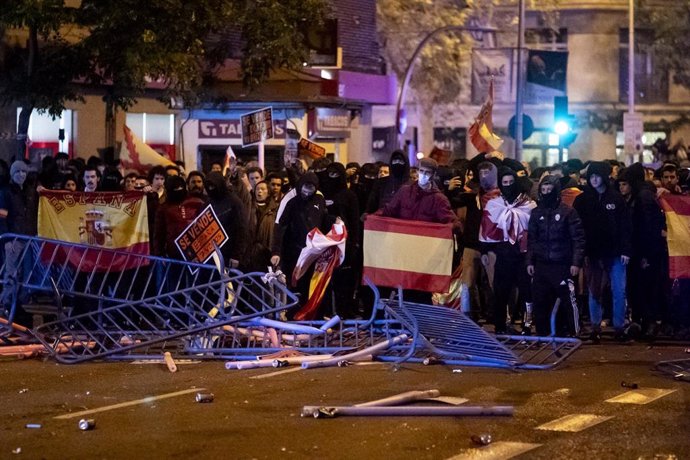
left=395, top=25, right=497, bottom=164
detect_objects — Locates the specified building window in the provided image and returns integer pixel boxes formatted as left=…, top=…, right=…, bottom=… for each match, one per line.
left=125, top=113, right=176, bottom=159
left=620, top=29, right=668, bottom=104
left=519, top=129, right=567, bottom=169
left=525, top=28, right=568, bottom=51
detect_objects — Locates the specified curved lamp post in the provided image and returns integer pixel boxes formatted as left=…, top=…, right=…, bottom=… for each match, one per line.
left=395, top=25, right=498, bottom=161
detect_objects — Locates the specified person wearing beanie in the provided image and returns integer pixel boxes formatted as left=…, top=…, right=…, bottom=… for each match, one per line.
left=0, top=160, right=38, bottom=327
left=573, top=161, right=632, bottom=343
left=526, top=175, right=586, bottom=336
left=480, top=166, right=536, bottom=335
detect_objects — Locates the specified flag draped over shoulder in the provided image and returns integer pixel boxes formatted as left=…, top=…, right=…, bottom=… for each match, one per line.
left=468, top=79, right=503, bottom=153
left=363, top=215, right=453, bottom=293
left=660, top=195, right=690, bottom=279
left=292, top=222, right=347, bottom=320
left=38, top=191, right=150, bottom=272
left=119, top=125, right=176, bottom=174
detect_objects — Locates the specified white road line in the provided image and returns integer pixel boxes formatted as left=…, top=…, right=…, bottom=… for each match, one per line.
left=54, top=388, right=204, bottom=420
left=536, top=414, right=614, bottom=432
left=605, top=388, right=677, bottom=405
left=446, top=442, right=541, bottom=460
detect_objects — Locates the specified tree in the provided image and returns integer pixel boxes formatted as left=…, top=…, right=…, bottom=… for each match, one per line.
left=0, top=0, right=330, bottom=158
left=638, top=1, right=690, bottom=89
left=376, top=0, right=561, bottom=111
left=0, top=0, right=84, bottom=159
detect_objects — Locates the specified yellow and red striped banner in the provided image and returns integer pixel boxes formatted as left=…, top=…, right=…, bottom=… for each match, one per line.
left=38, top=190, right=150, bottom=272
left=660, top=194, right=690, bottom=279
left=363, top=215, right=453, bottom=292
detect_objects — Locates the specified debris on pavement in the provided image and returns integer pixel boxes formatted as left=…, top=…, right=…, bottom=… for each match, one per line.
left=25, top=423, right=42, bottom=429
left=163, top=352, right=178, bottom=373
left=470, top=434, right=493, bottom=446
left=195, top=393, right=214, bottom=403
left=78, top=419, right=95, bottom=431
left=621, top=381, right=639, bottom=389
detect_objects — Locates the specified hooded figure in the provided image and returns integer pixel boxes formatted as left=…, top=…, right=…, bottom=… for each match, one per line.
left=154, top=176, right=205, bottom=258
left=498, top=166, right=520, bottom=204
left=366, top=150, right=410, bottom=213
left=526, top=174, right=586, bottom=336
left=585, top=161, right=612, bottom=188
left=478, top=161, right=498, bottom=192
left=204, top=171, right=246, bottom=268
left=272, top=172, right=333, bottom=289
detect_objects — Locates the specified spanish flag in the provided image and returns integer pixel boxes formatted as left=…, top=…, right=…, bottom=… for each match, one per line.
left=38, top=191, right=150, bottom=272
left=363, top=215, right=453, bottom=292
left=660, top=195, right=690, bottom=279
left=119, top=125, right=176, bottom=174
left=468, top=79, right=503, bottom=153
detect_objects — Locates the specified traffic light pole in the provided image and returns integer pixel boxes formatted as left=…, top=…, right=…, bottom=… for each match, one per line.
left=514, top=0, right=526, bottom=162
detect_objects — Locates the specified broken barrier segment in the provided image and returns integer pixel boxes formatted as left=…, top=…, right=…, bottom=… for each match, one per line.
left=379, top=295, right=581, bottom=370
left=31, top=270, right=296, bottom=363
left=655, top=358, right=690, bottom=382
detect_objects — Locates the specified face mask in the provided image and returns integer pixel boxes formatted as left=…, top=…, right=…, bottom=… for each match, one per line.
left=418, top=175, right=430, bottom=187
left=168, top=188, right=187, bottom=203
left=12, top=171, right=27, bottom=187
left=390, top=163, right=406, bottom=178
left=500, top=182, right=519, bottom=203
left=540, top=191, right=559, bottom=208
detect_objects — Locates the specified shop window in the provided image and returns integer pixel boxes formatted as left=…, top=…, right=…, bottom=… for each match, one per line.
left=126, top=113, right=175, bottom=159
left=17, top=108, right=74, bottom=168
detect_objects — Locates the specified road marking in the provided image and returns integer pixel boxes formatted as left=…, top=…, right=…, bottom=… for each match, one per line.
left=536, top=414, right=614, bottom=432
left=446, top=442, right=541, bottom=460
left=605, top=388, right=676, bottom=405
left=54, top=388, right=203, bottom=420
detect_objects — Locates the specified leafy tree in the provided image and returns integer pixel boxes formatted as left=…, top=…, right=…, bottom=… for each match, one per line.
left=638, top=1, right=690, bottom=89
left=0, top=0, right=330, bottom=158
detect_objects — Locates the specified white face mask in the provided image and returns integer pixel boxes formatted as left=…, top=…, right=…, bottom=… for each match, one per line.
left=12, top=170, right=27, bottom=187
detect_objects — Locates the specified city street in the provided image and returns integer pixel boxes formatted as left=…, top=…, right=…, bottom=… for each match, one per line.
left=1, top=341, right=689, bottom=459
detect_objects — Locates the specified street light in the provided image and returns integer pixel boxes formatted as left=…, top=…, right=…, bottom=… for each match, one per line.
left=395, top=25, right=498, bottom=164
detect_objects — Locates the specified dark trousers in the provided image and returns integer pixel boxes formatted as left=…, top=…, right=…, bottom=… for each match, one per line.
left=533, top=262, right=578, bottom=336
left=492, top=244, right=530, bottom=332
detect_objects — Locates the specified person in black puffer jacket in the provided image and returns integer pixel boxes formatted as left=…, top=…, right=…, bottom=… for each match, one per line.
left=527, top=175, right=586, bottom=336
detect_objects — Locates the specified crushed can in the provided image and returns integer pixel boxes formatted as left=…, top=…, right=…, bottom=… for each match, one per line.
left=471, top=434, right=492, bottom=446
left=621, top=381, right=638, bottom=389
left=195, top=392, right=214, bottom=403
left=78, top=419, right=95, bottom=431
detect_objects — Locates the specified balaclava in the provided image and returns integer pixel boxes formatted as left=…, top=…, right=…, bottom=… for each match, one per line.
left=498, top=166, right=520, bottom=203
left=165, top=175, right=188, bottom=204
left=538, top=174, right=561, bottom=209
left=10, top=160, right=29, bottom=187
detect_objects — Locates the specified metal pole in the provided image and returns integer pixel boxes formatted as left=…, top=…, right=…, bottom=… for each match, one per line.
left=628, top=0, right=635, bottom=162
left=514, top=0, right=526, bottom=161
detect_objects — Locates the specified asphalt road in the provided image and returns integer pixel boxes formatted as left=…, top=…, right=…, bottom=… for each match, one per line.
left=1, top=342, right=689, bottom=459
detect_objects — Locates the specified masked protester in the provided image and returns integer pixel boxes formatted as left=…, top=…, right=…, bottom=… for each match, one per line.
left=153, top=176, right=206, bottom=259
left=205, top=172, right=247, bottom=269
left=526, top=175, right=586, bottom=336
left=321, top=163, right=360, bottom=318
left=366, top=150, right=410, bottom=213
left=480, top=166, right=536, bottom=335
left=271, top=172, right=334, bottom=301
left=0, top=161, right=39, bottom=326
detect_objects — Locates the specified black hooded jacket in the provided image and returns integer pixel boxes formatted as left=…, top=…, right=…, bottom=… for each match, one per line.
left=271, top=172, right=334, bottom=279
left=527, top=175, right=586, bottom=267
left=204, top=172, right=247, bottom=264
left=620, top=163, right=666, bottom=259
left=573, top=169, right=632, bottom=259
left=321, top=163, right=360, bottom=264
left=366, top=150, right=409, bottom=213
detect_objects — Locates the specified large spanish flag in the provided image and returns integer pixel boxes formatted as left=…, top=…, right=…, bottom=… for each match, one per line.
left=363, top=215, right=453, bottom=292
left=38, top=190, right=150, bottom=272
left=660, top=194, right=690, bottom=279
left=468, top=79, right=503, bottom=153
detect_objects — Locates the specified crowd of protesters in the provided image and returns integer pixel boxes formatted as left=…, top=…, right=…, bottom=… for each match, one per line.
left=0, top=149, right=689, bottom=342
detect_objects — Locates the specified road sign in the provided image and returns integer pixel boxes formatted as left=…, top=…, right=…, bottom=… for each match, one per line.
left=508, top=114, right=534, bottom=141
left=240, top=107, right=274, bottom=147
left=624, top=112, right=644, bottom=155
